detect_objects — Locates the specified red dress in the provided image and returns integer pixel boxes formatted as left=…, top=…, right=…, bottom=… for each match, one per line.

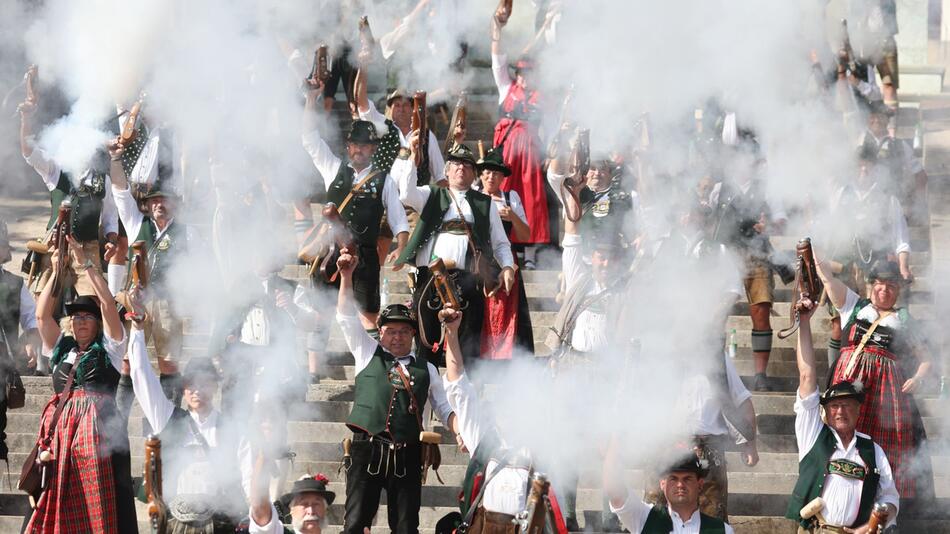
left=830, top=298, right=932, bottom=498
left=493, top=83, right=550, bottom=244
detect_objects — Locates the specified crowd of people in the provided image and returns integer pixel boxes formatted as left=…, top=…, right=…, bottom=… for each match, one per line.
left=0, top=0, right=939, bottom=533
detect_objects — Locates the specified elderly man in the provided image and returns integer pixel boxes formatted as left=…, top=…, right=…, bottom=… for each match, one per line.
left=248, top=469, right=335, bottom=534
left=786, top=296, right=899, bottom=532
left=336, top=249, right=458, bottom=534
left=604, top=441, right=733, bottom=534
left=395, top=143, right=515, bottom=367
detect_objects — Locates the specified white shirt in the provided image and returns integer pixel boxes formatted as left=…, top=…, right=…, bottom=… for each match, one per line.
left=23, top=148, right=118, bottom=236
left=397, top=182, right=515, bottom=269
left=561, top=232, right=607, bottom=352
left=444, top=372, right=531, bottom=516
left=611, top=498, right=735, bottom=534
left=358, top=100, right=446, bottom=185
left=301, top=129, right=410, bottom=237
left=830, top=182, right=910, bottom=255
left=837, top=289, right=903, bottom=330
left=679, top=351, right=752, bottom=436
left=0, top=267, right=37, bottom=332
left=491, top=53, right=514, bottom=105
left=489, top=190, right=528, bottom=229
left=127, top=327, right=238, bottom=500
left=336, top=312, right=454, bottom=427
left=861, top=131, right=924, bottom=176
left=247, top=503, right=303, bottom=534
left=794, top=388, right=899, bottom=528
left=240, top=279, right=319, bottom=346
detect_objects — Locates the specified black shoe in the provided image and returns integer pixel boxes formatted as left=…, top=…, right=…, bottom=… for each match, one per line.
left=753, top=372, right=772, bottom=392
left=564, top=517, right=580, bottom=532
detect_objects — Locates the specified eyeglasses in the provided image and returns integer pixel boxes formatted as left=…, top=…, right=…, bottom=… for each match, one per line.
left=71, top=313, right=97, bottom=322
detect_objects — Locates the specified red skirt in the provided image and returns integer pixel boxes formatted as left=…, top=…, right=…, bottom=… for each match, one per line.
left=831, top=345, right=921, bottom=497
left=480, top=269, right=534, bottom=359
left=493, top=118, right=550, bottom=244
left=27, top=390, right=118, bottom=534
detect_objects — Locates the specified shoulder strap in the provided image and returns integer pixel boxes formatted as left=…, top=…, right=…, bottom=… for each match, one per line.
left=183, top=412, right=212, bottom=451
left=41, top=357, right=81, bottom=447
left=461, top=449, right=517, bottom=529
left=392, top=362, right=424, bottom=431
left=338, top=169, right=385, bottom=213
left=843, top=310, right=892, bottom=377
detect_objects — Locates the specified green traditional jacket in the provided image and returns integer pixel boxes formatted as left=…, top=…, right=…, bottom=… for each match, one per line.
left=396, top=186, right=492, bottom=267
left=640, top=506, right=726, bottom=534
left=785, top=425, right=879, bottom=529
left=326, top=164, right=387, bottom=247
left=346, top=345, right=430, bottom=444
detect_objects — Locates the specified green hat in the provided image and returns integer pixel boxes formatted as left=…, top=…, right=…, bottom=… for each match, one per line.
left=345, top=120, right=380, bottom=145
left=476, top=147, right=511, bottom=176
left=446, top=143, right=477, bottom=168
left=820, top=380, right=866, bottom=405
left=378, top=304, right=416, bottom=328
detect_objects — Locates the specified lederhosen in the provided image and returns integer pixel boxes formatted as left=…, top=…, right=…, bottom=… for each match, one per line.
left=319, top=164, right=387, bottom=314
left=0, top=270, right=22, bottom=459
left=343, top=345, right=430, bottom=534
left=396, top=187, right=495, bottom=367
left=158, top=409, right=242, bottom=533
left=786, top=426, right=879, bottom=531
left=27, top=333, right=137, bottom=533
left=828, top=299, right=933, bottom=498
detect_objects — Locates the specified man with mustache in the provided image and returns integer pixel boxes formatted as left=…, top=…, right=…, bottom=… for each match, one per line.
left=248, top=469, right=335, bottom=534
left=785, top=298, right=899, bottom=533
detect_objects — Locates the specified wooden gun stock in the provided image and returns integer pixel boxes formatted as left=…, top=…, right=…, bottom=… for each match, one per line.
left=120, top=94, right=145, bottom=146
left=359, top=16, right=375, bottom=56
left=777, top=238, right=824, bottom=339
left=144, top=435, right=167, bottom=534
left=495, top=0, right=513, bottom=25
left=312, top=203, right=355, bottom=283
left=49, top=201, right=72, bottom=296
left=443, top=92, right=468, bottom=152
left=129, top=240, right=149, bottom=290
left=411, top=91, right=429, bottom=167
left=310, top=45, right=329, bottom=84
left=518, top=474, right=551, bottom=534
left=25, top=65, right=38, bottom=105
left=866, top=503, right=890, bottom=533
left=428, top=258, right=462, bottom=310
left=562, top=129, right=589, bottom=223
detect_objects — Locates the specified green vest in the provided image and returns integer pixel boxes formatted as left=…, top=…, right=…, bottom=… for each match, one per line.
left=48, top=171, right=107, bottom=242
left=346, top=345, right=430, bottom=444
left=396, top=187, right=493, bottom=266
left=326, top=165, right=387, bottom=247
left=130, top=219, right=183, bottom=289
left=785, top=425, right=879, bottom=529
left=641, top=506, right=726, bottom=534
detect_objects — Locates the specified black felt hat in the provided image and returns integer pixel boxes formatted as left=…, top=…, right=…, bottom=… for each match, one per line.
left=182, top=358, right=219, bottom=386
left=279, top=474, right=336, bottom=508
left=345, top=120, right=380, bottom=145
left=65, top=296, right=102, bottom=320
left=446, top=143, right=478, bottom=168
left=820, top=380, right=866, bottom=405
left=378, top=304, right=416, bottom=327
left=665, top=450, right=709, bottom=478
left=476, top=147, right=511, bottom=176
left=140, top=180, right=181, bottom=201
left=865, top=259, right=901, bottom=283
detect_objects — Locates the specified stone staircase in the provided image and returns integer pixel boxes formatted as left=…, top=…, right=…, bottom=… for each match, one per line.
left=1, top=70, right=949, bottom=534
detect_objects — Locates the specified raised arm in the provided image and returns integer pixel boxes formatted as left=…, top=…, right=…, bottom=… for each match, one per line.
left=35, top=248, right=64, bottom=352
left=815, top=253, right=848, bottom=310
left=128, top=320, right=175, bottom=433
left=69, top=237, right=123, bottom=341
left=396, top=130, right=429, bottom=211
left=490, top=18, right=513, bottom=101
left=796, top=299, right=818, bottom=399
left=301, top=79, right=343, bottom=190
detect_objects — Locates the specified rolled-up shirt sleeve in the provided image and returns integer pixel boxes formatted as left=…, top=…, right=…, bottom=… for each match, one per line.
left=395, top=162, right=429, bottom=212
left=426, top=363, right=454, bottom=427
left=302, top=129, right=343, bottom=192
left=336, top=312, right=379, bottom=374
left=793, top=388, right=824, bottom=461
left=24, top=146, right=61, bottom=191
left=488, top=202, right=514, bottom=268
left=382, top=176, right=410, bottom=235
left=444, top=372, right=484, bottom=455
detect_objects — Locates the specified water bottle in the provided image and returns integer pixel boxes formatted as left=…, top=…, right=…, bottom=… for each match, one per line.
left=728, top=329, right=737, bottom=359
left=380, top=278, right=389, bottom=308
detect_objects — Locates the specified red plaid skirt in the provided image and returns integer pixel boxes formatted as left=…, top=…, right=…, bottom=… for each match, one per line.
left=832, top=344, right=921, bottom=497
left=26, top=390, right=118, bottom=534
